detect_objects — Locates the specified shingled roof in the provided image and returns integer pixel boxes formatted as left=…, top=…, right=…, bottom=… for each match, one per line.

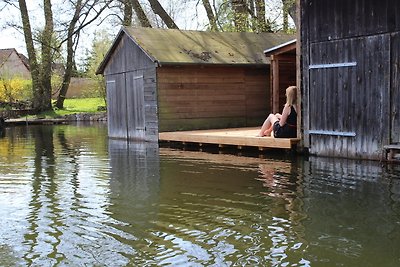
left=0, top=48, right=30, bottom=70
left=97, top=27, right=295, bottom=74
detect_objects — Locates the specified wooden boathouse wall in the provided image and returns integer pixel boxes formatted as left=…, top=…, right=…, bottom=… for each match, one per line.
left=102, top=34, right=159, bottom=141
left=157, top=65, right=269, bottom=132
left=300, top=0, right=400, bottom=159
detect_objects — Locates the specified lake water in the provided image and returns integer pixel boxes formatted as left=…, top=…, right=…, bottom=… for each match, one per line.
left=0, top=123, right=400, bottom=266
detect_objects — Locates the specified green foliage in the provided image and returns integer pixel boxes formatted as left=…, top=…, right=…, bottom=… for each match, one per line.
left=208, top=0, right=280, bottom=33
left=84, top=30, right=113, bottom=103
left=0, top=77, right=32, bottom=102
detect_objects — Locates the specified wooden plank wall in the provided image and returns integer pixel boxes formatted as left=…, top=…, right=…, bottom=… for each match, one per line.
left=104, top=34, right=158, bottom=141
left=157, top=65, right=269, bottom=132
left=301, top=0, right=400, bottom=160
left=278, top=59, right=296, bottom=113
left=306, top=0, right=400, bottom=43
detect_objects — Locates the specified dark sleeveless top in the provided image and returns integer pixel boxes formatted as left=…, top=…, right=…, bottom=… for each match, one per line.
left=286, top=106, right=297, bottom=127
left=273, top=106, right=297, bottom=138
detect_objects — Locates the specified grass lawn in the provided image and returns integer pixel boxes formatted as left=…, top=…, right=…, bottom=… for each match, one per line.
left=39, top=98, right=106, bottom=118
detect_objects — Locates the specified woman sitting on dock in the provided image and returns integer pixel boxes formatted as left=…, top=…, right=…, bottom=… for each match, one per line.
left=257, top=86, right=297, bottom=138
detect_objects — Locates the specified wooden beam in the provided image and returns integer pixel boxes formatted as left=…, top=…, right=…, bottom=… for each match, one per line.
left=274, top=55, right=296, bottom=62
left=271, top=55, right=280, bottom=114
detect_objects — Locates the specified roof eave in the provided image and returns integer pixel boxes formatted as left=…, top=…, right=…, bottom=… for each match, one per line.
left=95, top=27, right=158, bottom=75
left=156, top=61, right=269, bottom=67
left=96, top=28, right=125, bottom=75
left=263, top=39, right=297, bottom=56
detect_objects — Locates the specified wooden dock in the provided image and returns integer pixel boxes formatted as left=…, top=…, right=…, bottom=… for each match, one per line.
left=384, top=144, right=400, bottom=162
left=159, top=127, right=300, bottom=150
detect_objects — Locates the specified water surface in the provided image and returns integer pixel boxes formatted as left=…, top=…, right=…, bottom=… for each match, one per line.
left=0, top=124, right=399, bottom=266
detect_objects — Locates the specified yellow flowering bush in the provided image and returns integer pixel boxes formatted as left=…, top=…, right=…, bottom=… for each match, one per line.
left=0, top=78, right=32, bottom=102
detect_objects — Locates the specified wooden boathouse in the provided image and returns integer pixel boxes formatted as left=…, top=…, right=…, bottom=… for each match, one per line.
left=97, top=27, right=295, bottom=148
left=300, top=0, right=400, bottom=160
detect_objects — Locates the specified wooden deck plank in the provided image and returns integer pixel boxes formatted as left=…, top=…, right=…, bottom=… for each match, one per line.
left=159, top=127, right=300, bottom=149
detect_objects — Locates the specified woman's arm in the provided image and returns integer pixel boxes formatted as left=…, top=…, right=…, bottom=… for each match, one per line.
left=278, top=105, right=291, bottom=126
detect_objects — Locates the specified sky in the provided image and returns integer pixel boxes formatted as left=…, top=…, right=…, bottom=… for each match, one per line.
left=0, top=0, right=208, bottom=57
left=0, top=0, right=286, bottom=58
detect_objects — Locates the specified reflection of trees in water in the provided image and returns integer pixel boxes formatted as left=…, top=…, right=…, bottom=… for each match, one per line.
left=22, top=126, right=89, bottom=265
left=57, top=128, right=82, bottom=203
left=23, top=126, right=65, bottom=264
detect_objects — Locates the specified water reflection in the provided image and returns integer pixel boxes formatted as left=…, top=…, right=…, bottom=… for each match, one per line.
left=107, top=139, right=161, bottom=265
left=301, top=157, right=400, bottom=266
left=23, top=125, right=62, bottom=265
left=155, top=150, right=307, bottom=266
left=0, top=124, right=400, bottom=266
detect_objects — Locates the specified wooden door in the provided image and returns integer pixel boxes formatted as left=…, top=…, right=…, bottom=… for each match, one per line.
left=106, top=74, right=128, bottom=139
left=308, top=35, right=390, bottom=158
left=126, top=72, right=145, bottom=140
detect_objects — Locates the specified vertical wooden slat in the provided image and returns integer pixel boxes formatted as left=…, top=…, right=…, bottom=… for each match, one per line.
left=271, top=55, right=280, bottom=114
left=391, top=32, right=400, bottom=143
left=126, top=72, right=146, bottom=140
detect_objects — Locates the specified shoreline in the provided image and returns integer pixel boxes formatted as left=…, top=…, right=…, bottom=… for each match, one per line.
left=4, top=112, right=107, bottom=126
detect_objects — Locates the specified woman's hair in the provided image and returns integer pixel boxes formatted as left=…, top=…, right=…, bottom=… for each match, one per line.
left=286, top=86, right=297, bottom=106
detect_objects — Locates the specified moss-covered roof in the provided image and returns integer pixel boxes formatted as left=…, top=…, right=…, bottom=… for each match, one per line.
left=97, top=27, right=295, bottom=73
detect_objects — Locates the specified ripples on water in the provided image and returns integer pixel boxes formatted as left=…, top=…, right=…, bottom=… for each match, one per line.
left=0, top=124, right=400, bottom=266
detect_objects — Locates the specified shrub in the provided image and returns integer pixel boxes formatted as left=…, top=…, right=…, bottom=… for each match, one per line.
left=0, top=77, right=32, bottom=102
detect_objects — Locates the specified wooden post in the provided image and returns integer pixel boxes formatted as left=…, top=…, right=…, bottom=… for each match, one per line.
left=271, top=55, right=280, bottom=114
left=296, top=0, right=303, bottom=146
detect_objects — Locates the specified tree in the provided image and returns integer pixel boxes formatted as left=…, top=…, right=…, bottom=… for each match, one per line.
left=55, top=0, right=111, bottom=109
left=18, top=0, right=53, bottom=112
left=54, top=0, right=82, bottom=109
left=122, top=0, right=133, bottom=26
left=132, top=0, right=152, bottom=27
left=254, top=0, right=269, bottom=32
left=202, top=0, right=217, bottom=31
left=231, top=0, right=248, bottom=32
left=147, top=0, right=178, bottom=29
left=201, top=0, right=281, bottom=33
left=281, top=0, right=296, bottom=28
left=84, top=30, right=112, bottom=104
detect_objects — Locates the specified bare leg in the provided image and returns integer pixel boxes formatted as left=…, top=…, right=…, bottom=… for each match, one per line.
left=257, top=114, right=279, bottom=137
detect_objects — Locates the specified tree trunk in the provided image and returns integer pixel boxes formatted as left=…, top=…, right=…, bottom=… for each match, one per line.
left=283, top=2, right=288, bottom=32
left=40, top=0, right=54, bottom=111
left=132, top=0, right=152, bottom=27
left=282, top=0, right=297, bottom=28
left=231, top=0, right=248, bottom=32
left=255, top=0, right=270, bottom=32
left=55, top=0, right=82, bottom=109
left=18, top=0, right=42, bottom=111
left=202, top=0, right=217, bottom=31
left=147, top=0, right=178, bottom=29
left=123, top=0, right=133, bottom=26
